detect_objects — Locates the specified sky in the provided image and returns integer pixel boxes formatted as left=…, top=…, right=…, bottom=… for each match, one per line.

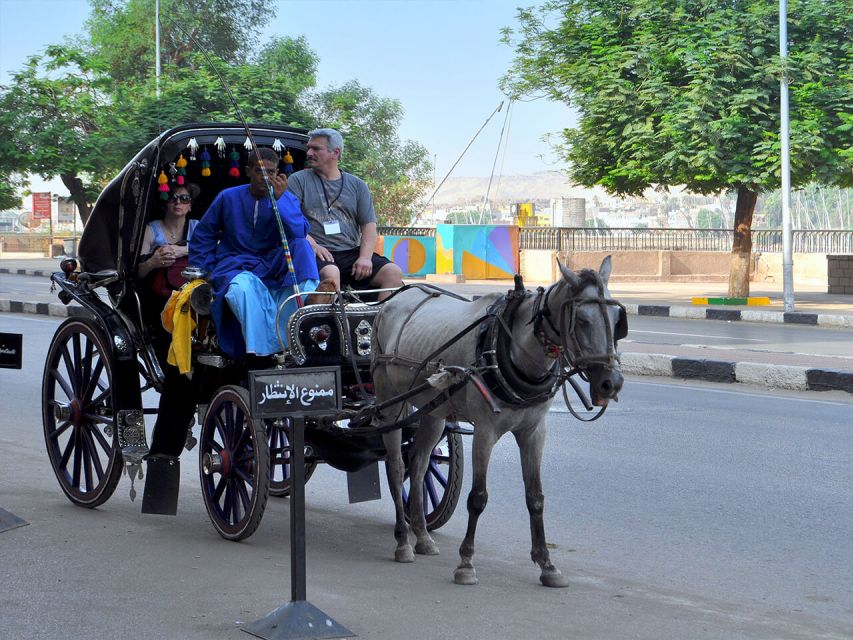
left=0, top=0, right=577, bottom=198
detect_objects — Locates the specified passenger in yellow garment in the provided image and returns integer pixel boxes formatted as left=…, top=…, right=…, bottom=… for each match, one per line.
left=161, top=279, right=206, bottom=374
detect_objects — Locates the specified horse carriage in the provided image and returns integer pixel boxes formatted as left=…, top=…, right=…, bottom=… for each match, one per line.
left=42, top=121, right=628, bottom=587
left=41, top=123, right=464, bottom=541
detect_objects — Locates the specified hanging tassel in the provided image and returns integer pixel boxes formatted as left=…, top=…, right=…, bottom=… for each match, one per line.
left=176, top=154, right=187, bottom=185
left=158, top=170, right=170, bottom=200
left=228, top=148, right=241, bottom=178
left=282, top=149, right=294, bottom=175
left=187, top=138, right=199, bottom=162
left=200, top=148, right=211, bottom=177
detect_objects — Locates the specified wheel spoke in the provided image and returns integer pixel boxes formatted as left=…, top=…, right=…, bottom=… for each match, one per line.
left=235, top=478, right=251, bottom=513
left=50, top=367, right=75, bottom=401
left=88, top=423, right=113, bottom=454
left=234, top=465, right=254, bottom=485
left=83, top=413, right=114, bottom=426
left=80, top=433, right=94, bottom=491
left=58, top=432, right=75, bottom=469
left=212, top=475, right=227, bottom=502
left=424, top=473, right=439, bottom=511
left=81, top=428, right=106, bottom=479
left=72, top=427, right=83, bottom=488
left=49, top=420, right=73, bottom=440
left=88, top=385, right=110, bottom=409
left=72, top=333, right=83, bottom=393
left=82, top=357, right=105, bottom=405
left=427, top=460, right=449, bottom=488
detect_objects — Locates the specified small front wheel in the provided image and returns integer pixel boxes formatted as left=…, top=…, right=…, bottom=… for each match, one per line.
left=199, top=385, right=269, bottom=541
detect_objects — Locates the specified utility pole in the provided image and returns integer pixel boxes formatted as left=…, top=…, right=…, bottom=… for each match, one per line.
left=155, top=0, right=161, bottom=99
left=780, top=0, right=795, bottom=311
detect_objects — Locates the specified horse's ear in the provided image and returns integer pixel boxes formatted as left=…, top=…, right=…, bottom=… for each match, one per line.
left=557, top=258, right=581, bottom=289
left=599, top=255, right=613, bottom=286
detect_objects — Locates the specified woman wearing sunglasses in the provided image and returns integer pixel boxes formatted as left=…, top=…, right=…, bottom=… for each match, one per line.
left=136, top=182, right=202, bottom=461
left=137, top=183, right=200, bottom=280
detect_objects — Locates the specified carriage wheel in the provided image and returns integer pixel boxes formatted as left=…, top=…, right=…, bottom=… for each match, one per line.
left=42, top=318, right=123, bottom=508
left=265, top=418, right=318, bottom=497
left=403, top=424, right=464, bottom=531
left=199, top=385, right=270, bottom=541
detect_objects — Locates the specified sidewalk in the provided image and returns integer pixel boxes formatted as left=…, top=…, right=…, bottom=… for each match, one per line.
left=2, top=256, right=852, bottom=394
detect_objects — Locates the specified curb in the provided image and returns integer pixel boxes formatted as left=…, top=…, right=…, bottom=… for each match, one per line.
left=623, top=303, right=853, bottom=329
left=620, top=352, right=853, bottom=394
left=0, top=268, right=55, bottom=278
left=0, top=298, right=90, bottom=319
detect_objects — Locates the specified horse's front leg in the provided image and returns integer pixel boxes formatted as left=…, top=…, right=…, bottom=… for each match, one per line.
left=382, top=426, right=414, bottom=563
left=514, top=423, right=569, bottom=588
left=454, top=427, right=498, bottom=586
left=406, top=415, right=446, bottom=556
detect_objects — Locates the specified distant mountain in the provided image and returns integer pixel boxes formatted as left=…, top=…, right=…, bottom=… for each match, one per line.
left=431, top=171, right=607, bottom=208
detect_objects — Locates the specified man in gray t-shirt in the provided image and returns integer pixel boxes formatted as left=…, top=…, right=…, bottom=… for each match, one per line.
left=287, top=128, right=403, bottom=300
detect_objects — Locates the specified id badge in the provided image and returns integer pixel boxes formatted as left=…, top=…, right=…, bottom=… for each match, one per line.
left=323, top=221, right=341, bottom=235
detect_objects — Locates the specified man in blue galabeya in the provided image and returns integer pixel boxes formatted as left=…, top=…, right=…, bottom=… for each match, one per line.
left=189, top=147, right=319, bottom=358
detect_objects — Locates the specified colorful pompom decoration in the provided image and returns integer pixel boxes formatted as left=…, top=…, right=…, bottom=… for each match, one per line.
left=176, top=154, right=187, bottom=185
left=200, top=148, right=211, bottom=177
left=158, top=170, right=170, bottom=200
left=282, top=149, right=294, bottom=175
left=228, top=149, right=241, bottom=178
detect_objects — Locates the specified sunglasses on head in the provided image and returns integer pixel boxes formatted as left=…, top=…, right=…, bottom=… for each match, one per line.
left=169, top=194, right=192, bottom=203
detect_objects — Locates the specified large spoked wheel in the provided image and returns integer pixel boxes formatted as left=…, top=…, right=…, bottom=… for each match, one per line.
left=42, top=318, right=122, bottom=508
left=199, top=385, right=270, bottom=541
left=403, top=424, right=464, bottom=531
left=265, top=418, right=318, bottom=497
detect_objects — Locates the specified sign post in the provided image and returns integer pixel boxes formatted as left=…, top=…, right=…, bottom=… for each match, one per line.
left=244, top=366, right=354, bottom=640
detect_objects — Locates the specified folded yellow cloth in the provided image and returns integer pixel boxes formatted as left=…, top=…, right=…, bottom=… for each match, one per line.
left=161, top=279, right=206, bottom=374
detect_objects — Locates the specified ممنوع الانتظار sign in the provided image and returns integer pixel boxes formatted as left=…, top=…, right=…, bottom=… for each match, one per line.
left=250, top=366, right=342, bottom=418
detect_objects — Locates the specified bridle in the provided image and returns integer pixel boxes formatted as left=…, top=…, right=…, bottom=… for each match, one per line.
left=531, top=276, right=626, bottom=372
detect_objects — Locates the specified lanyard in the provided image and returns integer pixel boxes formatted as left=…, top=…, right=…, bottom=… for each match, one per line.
left=315, top=171, right=345, bottom=215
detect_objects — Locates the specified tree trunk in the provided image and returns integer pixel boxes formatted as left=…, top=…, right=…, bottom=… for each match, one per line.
left=60, top=173, right=91, bottom=226
left=727, top=187, right=757, bottom=297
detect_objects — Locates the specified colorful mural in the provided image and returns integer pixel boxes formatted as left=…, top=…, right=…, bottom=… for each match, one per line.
left=381, top=236, right=436, bottom=276
left=436, top=225, right=519, bottom=279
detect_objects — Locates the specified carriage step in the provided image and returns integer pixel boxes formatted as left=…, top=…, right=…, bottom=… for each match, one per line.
left=141, top=455, right=180, bottom=516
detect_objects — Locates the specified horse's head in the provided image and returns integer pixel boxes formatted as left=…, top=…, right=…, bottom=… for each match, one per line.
left=549, top=256, right=626, bottom=406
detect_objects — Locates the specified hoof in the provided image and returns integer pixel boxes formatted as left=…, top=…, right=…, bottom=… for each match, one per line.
left=539, top=568, right=569, bottom=588
left=415, top=539, right=439, bottom=556
left=394, top=545, right=415, bottom=563
left=453, top=566, right=478, bottom=585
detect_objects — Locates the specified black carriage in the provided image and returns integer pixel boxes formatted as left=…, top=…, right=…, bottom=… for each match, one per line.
left=42, top=123, right=463, bottom=540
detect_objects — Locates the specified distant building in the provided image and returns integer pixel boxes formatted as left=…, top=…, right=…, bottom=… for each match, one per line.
left=550, top=197, right=586, bottom=227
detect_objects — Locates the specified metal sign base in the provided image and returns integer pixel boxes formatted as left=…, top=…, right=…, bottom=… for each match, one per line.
left=242, top=601, right=354, bottom=640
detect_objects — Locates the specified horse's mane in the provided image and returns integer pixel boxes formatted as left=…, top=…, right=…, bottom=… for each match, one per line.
left=568, top=268, right=604, bottom=294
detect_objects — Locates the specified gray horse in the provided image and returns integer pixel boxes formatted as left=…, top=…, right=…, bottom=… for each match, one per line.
left=371, top=256, right=625, bottom=587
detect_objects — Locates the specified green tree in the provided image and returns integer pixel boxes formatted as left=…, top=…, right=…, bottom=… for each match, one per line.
left=308, top=80, right=433, bottom=226
left=0, top=46, right=116, bottom=222
left=86, top=0, right=271, bottom=84
left=696, top=208, right=724, bottom=229
left=503, top=0, right=852, bottom=295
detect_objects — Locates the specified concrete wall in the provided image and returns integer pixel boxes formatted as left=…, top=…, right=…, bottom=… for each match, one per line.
left=753, top=253, right=828, bottom=286
left=520, top=250, right=737, bottom=283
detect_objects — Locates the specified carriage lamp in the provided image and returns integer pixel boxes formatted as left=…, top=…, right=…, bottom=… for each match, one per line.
left=355, top=319, right=372, bottom=356
left=60, top=258, right=77, bottom=275
left=310, top=325, right=332, bottom=350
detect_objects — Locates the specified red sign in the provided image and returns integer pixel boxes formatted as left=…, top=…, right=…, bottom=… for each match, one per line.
left=32, top=192, right=52, bottom=220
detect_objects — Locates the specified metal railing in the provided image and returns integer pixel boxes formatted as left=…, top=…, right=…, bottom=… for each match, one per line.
left=378, top=227, right=853, bottom=254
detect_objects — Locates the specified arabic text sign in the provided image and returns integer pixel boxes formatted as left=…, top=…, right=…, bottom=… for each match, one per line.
left=32, top=192, right=51, bottom=220
left=250, top=366, right=341, bottom=418
left=0, top=333, right=23, bottom=369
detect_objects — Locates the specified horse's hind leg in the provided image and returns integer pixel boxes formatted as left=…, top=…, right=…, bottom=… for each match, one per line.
left=405, top=415, right=445, bottom=556
left=515, top=425, right=569, bottom=588
left=454, top=427, right=498, bottom=586
left=382, top=427, right=414, bottom=563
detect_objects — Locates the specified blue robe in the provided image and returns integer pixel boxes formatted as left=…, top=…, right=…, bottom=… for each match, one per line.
left=189, top=185, right=318, bottom=357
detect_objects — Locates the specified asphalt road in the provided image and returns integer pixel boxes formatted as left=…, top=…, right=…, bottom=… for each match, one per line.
left=1, top=315, right=851, bottom=640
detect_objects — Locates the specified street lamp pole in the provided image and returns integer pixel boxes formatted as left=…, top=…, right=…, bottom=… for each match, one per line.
left=780, top=0, right=795, bottom=311
left=155, top=0, right=161, bottom=99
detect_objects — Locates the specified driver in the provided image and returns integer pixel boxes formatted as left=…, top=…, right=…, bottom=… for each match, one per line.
left=189, top=147, right=319, bottom=359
